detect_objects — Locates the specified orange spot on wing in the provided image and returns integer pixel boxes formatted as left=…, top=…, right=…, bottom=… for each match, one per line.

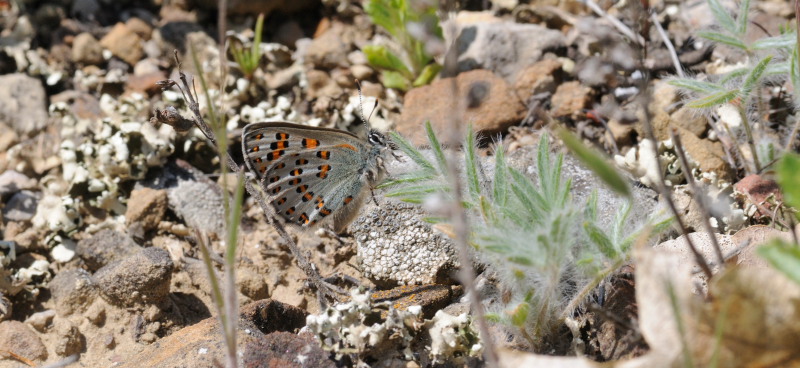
left=302, top=138, right=319, bottom=148
left=335, top=143, right=357, bottom=151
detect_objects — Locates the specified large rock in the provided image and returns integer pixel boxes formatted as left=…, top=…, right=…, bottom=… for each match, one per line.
left=0, top=74, right=49, bottom=138
left=0, top=320, right=48, bottom=362
left=76, top=229, right=142, bottom=271
left=396, top=69, right=525, bottom=146
left=100, top=22, right=144, bottom=65
left=49, top=268, right=98, bottom=316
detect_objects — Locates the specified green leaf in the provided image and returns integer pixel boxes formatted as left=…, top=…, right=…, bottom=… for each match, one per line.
left=557, top=128, right=631, bottom=198
left=510, top=302, right=530, bottom=327
left=389, top=131, right=435, bottom=173
left=363, top=45, right=412, bottom=76
left=668, top=78, right=726, bottom=94
left=777, top=153, right=800, bottom=214
left=377, top=172, right=436, bottom=188
left=735, top=0, right=750, bottom=34
left=584, top=221, right=617, bottom=259
left=508, top=256, right=534, bottom=266
left=425, top=121, right=448, bottom=176
left=464, top=125, right=482, bottom=201
left=386, top=184, right=448, bottom=199
left=706, top=0, right=737, bottom=34
left=697, top=31, right=748, bottom=50
left=740, top=55, right=773, bottom=98
left=364, top=0, right=403, bottom=38
left=751, top=32, right=796, bottom=50
left=493, top=144, right=509, bottom=206
left=686, top=89, right=738, bottom=108
left=412, top=62, right=442, bottom=87
left=758, top=239, right=800, bottom=285
left=380, top=70, right=410, bottom=91
left=717, top=68, right=749, bottom=85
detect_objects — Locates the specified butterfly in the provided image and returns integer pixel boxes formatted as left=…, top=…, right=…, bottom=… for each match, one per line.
left=241, top=121, right=393, bottom=233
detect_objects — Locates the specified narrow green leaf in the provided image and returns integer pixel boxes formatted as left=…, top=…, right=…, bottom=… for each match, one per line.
left=777, top=153, right=800, bottom=214
left=389, top=131, right=435, bottom=173
left=584, top=222, right=617, bottom=258
left=751, top=32, right=796, bottom=50
left=536, top=134, right=551, bottom=199
left=479, top=195, right=498, bottom=225
left=706, top=0, right=737, bottom=34
left=425, top=121, right=448, bottom=175
left=380, top=70, right=410, bottom=91
left=668, top=78, right=727, bottom=94
left=557, top=128, right=631, bottom=198
left=493, top=144, right=508, bottom=206
left=697, top=31, right=748, bottom=50
left=585, top=190, right=599, bottom=222
left=363, top=45, right=412, bottom=76
left=686, top=89, right=738, bottom=108
left=386, top=184, right=448, bottom=198
left=510, top=302, right=530, bottom=327
left=717, top=68, right=749, bottom=85
left=740, top=55, right=773, bottom=98
left=735, top=0, right=750, bottom=34
left=412, top=62, right=442, bottom=87
left=464, top=125, right=481, bottom=200
left=377, top=172, right=436, bottom=188
left=757, top=239, right=800, bottom=285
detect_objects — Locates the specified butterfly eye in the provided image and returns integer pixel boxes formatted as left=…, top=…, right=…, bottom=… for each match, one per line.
left=368, top=131, right=385, bottom=146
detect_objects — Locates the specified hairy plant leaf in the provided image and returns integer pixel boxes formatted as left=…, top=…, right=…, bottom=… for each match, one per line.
left=464, top=126, right=481, bottom=201
left=751, top=32, right=796, bottom=50
left=557, top=128, right=631, bottom=197
left=363, top=45, right=411, bottom=75
left=389, top=131, right=436, bottom=173
left=668, top=78, right=727, bottom=94
left=584, top=221, right=617, bottom=258
left=425, top=121, right=448, bottom=176
left=735, top=0, right=750, bottom=35
left=380, top=70, right=410, bottom=90
left=686, top=89, right=738, bottom=108
left=706, top=0, right=738, bottom=34
left=740, top=55, right=773, bottom=98
left=697, top=31, right=748, bottom=50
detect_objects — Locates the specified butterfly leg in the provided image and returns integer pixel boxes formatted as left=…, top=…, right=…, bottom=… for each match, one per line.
left=370, top=187, right=379, bottom=206
left=316, top=227, right=346, bottom=244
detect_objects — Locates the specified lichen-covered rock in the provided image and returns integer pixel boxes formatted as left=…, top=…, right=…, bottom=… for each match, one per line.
left=351, top=200, right=458, bottom=287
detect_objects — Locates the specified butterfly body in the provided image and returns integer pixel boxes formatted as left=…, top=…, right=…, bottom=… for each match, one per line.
left=242, top=121, right=390, bottom=233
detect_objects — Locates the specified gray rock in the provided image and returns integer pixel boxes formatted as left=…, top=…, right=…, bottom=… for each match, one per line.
left=76, top=229, right=142, bottom=271
left=0, top=74, right=49, bottom=138
left=54, top=319, right=83, bottom=357
left=2, top=190, right=38, bottom=222
left=443, top=21, right=566, bottom=82
left=0, top=170, right=36, bottom=197
left=93, top=247, right=174, bottom=307
left=25, top=309, right=56, bottom=331
left=49, top=268, right=98, bottom=316
left=166, top=179, right=226, bottom=236
left=0, top=320, right=48, bottom=361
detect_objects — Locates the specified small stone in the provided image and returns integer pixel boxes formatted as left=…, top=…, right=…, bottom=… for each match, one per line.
left=126, top=17, right=153, bottom=41
left=513, top=58, right=563, bottom=103
left=0, top=320, right=48, bottom=361
left=306, top=69, right=343, bottom=99
left=2, top=190, right=38, bottom=222
left=93, top=247, right=174, bottom=307
left=550, top=81, right=594, bottom=119
left=49, top=268, right=98, bottom=316
left=100, top=22, right=144, bottom=65
left=54, top=319, right=83, bottom=356
left=72, top=32, right=104, bottom=65
left=24, top=310, right=55, bottom=332
left=734, top=174, right=781, bottom=220
left=396, top=69, right=525, bottom=146
left=0, top=74, right=49, bottom=138
left=76, top=229, right=142, bottom=271
left=350, top=64, right=374, bottom=80
left=125, top=187, right=168, bottom=231
left=305, top=25, right=349, bottom=69
left=674, top=125, right=730, bottom=180
left=126, top=71, right=168, bottom=95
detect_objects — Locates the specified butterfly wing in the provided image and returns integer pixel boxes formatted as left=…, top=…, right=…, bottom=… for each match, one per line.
left=242, top=122, right=370, bottom=227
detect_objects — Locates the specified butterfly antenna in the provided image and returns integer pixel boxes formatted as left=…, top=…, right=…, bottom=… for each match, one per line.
left=355, top=79, right=368, bottom=127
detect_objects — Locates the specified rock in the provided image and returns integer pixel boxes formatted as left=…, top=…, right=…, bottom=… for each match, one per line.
left=0, top=74, right=49, bottom=138
left=25, top=310, right=55, bottom=332
left=649, top=105, right=708, bottom=141
left=550, top=81, right=594, bottom=119
left=639, top=81, right=680, bottom=140
left=49, top=268, right=98, bottom=316
left=54, top=319, right=83, bottom=357
left=2, top=190, right=38, bottom=222
left=0, top=170, right=36, bottom=197
left=93, top=247, right=174, bottom=307
left=734, top=174, right=781, bottom=220
left=72, top=32, right=104, bottom=65
left=674, top=125, right=730, bottom=179
left=100, top=22, right=144, bottom=65
left=396, top=69, right=525, bottom=146
left=116, top=299, right=309, bottom=368
left=350, top=64, right=374, bottom=80
left=352, top=200, right=459, bottom=287
left=126, top=17, right=153, bottom=41
left=305, top=25, right=350, bottom=69
left=608, top=119, right=635, bottom=147
left=125, top=187, right=168, bottom=231
left=242, top=332, right=335, bottom=368
left=654, top=232, right=739, bottom=293
left=165, top=177, right=226, bottom=237
left=0, top=320, right=47, bottom=361
left=371, top=284, right=463, bottom=319
left=126, top=71, right=167, bottom=95
left=76, top=229, right=142, bottom=271
left=443, top=20, right=566, bottom=81
left=0, top=123, right=19, bottom=153
left=513, top=58, right=564, bottom=103
left=732, top=225, right=793, bottom=268
left=194, top=0, right=317, bottom=15
left=306, top=69, right=343, bottom=99
left=50, top=90, right=104, bottom=121
left=237, top=262, right=269, bottom=301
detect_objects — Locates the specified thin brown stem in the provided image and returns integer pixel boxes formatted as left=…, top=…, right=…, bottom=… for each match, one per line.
left=671, top=128, right=725, bottom=268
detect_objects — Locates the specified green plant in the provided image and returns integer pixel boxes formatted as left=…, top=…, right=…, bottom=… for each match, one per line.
left=363, top=0, right=442, bottom=91
left=229, top=13, right=265, bottom=79
left=382, top=123, right=669, bottom=347
left=668, top=0, right=798, bottom=174
left=758, top=152, right=800, bottom=285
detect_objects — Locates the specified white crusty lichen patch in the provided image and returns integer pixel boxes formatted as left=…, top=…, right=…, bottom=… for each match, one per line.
left=350, top=200, right=458, bottom=286
left=425, top=310, right=483, bottom=364
left=305, top=289, right=422, bottom=363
